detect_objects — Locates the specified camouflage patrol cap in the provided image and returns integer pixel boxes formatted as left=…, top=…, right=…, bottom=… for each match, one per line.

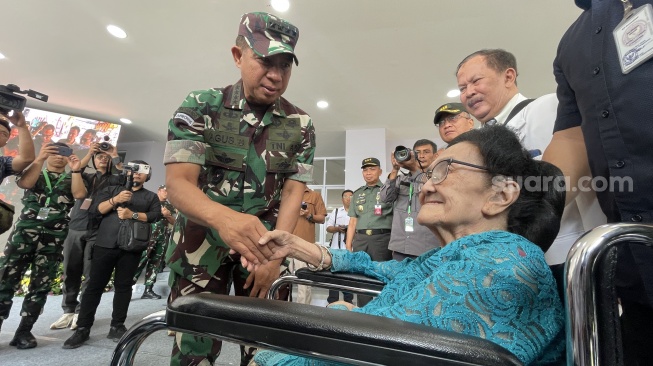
left=434, top=103, right=467, bottom=125
left=361, top=157, right=380, bottom=169
left=238, top=12, right=300, bottom=65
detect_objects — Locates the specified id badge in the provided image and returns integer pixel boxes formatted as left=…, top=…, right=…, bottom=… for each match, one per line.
left=37, top=207, right=51, bottom=220
left=405, top=216, right=414, bottom=232
left=613, top=3, right=653, bottom=74
left=374, top=204, right=382, bottom=216
left=80, top=198, right=92, bottom=210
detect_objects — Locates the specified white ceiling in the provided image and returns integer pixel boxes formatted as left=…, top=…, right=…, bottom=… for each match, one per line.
left=1, top=0, right=582, bottom=157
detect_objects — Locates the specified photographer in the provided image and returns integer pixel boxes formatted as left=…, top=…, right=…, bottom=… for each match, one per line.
left=380, top=139, right=440, bottom=261
left=63, top=160, right=161, bottom=349
left=0, top=111, right=35, bottom=180
left=0, top=143, right=85, bottom=349
left=51, top=142, right=123, bottom=331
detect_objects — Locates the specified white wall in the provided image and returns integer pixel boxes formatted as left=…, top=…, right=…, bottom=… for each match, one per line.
left=345, top=128, right=387, bottom=190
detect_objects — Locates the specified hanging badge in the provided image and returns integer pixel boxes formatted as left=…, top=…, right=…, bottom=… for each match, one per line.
left=80, top=198, right=92, bottom=210
left=37, top=207, right=51, bottom=220
left=374, top=204, right=382, bottom=216
left=613, top=3, right=653, bottom=74
left=405, top=216, right=414, bottom=232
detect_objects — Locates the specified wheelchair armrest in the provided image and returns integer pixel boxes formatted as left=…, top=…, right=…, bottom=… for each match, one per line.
left=167, top=293, right=522, bottom=366
left=294, top=267, right=386, bottom=292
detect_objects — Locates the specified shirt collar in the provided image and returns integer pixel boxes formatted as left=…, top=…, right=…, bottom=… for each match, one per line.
left=491, top=93, right=527, bottom=125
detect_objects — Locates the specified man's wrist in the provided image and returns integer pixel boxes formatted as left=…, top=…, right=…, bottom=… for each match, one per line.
left=307, top=213, right=314, bottom=222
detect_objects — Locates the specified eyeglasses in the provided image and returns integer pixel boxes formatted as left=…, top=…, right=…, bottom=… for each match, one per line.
left=95, top=154, right=111, bottom=161
left=437, top=114, right=469, bottom=126
left=420, top=158, right=488, bottom=185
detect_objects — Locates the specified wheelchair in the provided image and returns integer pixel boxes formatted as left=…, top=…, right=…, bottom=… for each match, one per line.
left=110, top=223, right=653, bottom=366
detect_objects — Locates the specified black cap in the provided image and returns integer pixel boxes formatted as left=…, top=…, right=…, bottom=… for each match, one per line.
left=361, top=157, right=380, bottom=168
left=434, top=102, right=467, bottom=125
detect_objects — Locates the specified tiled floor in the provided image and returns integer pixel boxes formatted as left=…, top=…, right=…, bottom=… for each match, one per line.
left=0, top=270, right=331, bottom=365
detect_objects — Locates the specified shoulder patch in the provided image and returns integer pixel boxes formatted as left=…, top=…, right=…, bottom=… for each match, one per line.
left=175, top=113, right=195, bottom=126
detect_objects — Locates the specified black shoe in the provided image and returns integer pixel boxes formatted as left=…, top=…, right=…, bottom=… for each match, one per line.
left=63, top=327, right=90, bottom=349
left=107, top=324, right=128, bottom=342
left=141, top=286, right=162, bottom=300
left=9, top=316, right=38, bottom=349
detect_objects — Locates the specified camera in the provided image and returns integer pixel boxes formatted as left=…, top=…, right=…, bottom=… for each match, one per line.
left=124, top=162, right=151, bottom=176
left=394, top=145, right=412, bottom=163
left=123, top=162, right=151, bottom=188
left=55, top=145, right=73, bottom=157
left=0, top=84, right=48, bottom=114
left=99, top=135, right=112, bottom=151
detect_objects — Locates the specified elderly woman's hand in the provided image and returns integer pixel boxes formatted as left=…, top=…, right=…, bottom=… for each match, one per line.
left=257, top=230, right=300, bottom=261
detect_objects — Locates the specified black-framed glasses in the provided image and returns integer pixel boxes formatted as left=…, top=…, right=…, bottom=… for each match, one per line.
left=421, top=158, right=489, bottom=185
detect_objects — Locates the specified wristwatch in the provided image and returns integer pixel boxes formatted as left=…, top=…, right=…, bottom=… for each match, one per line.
left=307, top=213, right=314, bottom=222
left=131, top=212, right=139, bottom=220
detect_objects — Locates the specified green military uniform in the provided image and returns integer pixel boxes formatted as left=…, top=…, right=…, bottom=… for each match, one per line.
left=349, top=183, right=394, bottom=258
left=164, top=80, right=314, bottom=364
left=132, top=200, right=176, bottom=287
left=349, top=158, right=394, bottom=307
left=0, top=170, right=75, bottom=320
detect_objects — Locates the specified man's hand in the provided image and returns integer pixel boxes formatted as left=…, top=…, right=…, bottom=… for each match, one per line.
left=7, top=111, right=27, bottom=128
left=116, top=207, right=133, bottom=220
left=36, top=144, right=59, bottom=163
left=244, top=261, right=282, bottom=298
left=215, top=210, right=273, bottom=266
left=161, top=207, right=171, bottom=217
left=113, top=190, right=133, bottom=204
left=67, top=154, right=81, bottom=170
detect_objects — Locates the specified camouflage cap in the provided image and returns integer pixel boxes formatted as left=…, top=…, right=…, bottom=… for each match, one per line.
left=434, top=102, right=467, bottom=125
left=361, top=157, right=380, bottom=169
left=238, top=12, right=300, bottom=65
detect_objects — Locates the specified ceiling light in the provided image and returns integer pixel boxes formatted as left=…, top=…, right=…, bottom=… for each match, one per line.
left=107, top=25, right=127, bottom=39
left=317, top=100, right=329, bottom=109
left=447, top=89, right=461, bottom=98
left=0, top=52, right=5, bottom=59
left=120, top=118, right=132, bottom=124
left=271, top=0, right=290, bottom=12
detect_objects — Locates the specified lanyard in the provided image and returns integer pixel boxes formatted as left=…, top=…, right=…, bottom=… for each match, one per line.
left=621, top=0, right=634, bottom=18
left=42, top=169, right=68, bottom=207
left=407, top=182, right=414, bottom=215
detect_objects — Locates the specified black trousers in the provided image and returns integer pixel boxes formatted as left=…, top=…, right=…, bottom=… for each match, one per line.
left=352, top=232, right=391, bottom=307
left=77, top=246, right=141, bottom=329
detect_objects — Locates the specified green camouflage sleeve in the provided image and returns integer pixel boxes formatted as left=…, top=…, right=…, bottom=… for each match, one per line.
left=163, top=89, right=224, bottom=166
left=287, top=114, right=315, bottom=182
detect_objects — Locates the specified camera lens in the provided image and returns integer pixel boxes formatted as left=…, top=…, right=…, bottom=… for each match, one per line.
left=393, top=146, right=411, bottom=163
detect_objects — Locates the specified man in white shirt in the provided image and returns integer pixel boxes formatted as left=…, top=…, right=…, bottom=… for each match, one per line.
left=455, top=49, right=605, bottom=269
left=324, top=190, right=353, bottom=304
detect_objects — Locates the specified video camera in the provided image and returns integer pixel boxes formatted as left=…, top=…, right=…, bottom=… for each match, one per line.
left=0, top=84, right=48, bottom=114
left=123, top=162, right=151, bottom=188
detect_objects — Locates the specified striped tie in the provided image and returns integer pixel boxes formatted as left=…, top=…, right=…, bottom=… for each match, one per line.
left=485, top=118, right=497, bottom=126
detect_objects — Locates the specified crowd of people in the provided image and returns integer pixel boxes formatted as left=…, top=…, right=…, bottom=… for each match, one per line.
left=1, top=2, right=653, bottom=365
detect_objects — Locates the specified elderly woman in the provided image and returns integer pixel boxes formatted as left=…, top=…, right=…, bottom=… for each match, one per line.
left=251, top=125, right=566, bottom=366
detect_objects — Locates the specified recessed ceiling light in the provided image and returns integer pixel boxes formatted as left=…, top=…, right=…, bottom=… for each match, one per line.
left=317, top=100, right=329, bottom=109
left=0, top=52, right=5, bottom=60
left=107, top=25, right=127, bottom=39
left=447, top=89, right=461, bottom=98
left=120, top=118, right=132, bottom=124
left=271, top=0, right=290, bottom=12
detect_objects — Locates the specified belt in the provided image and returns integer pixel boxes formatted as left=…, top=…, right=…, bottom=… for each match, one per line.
left=356, top=229, right=391, bottom=236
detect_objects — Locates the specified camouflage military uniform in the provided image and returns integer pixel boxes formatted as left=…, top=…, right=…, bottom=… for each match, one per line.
left=164, top=77, right=314, bottom=365
left=132, top=200, right=176, bottom=286
left=0, top=170, right=75, bottom=320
